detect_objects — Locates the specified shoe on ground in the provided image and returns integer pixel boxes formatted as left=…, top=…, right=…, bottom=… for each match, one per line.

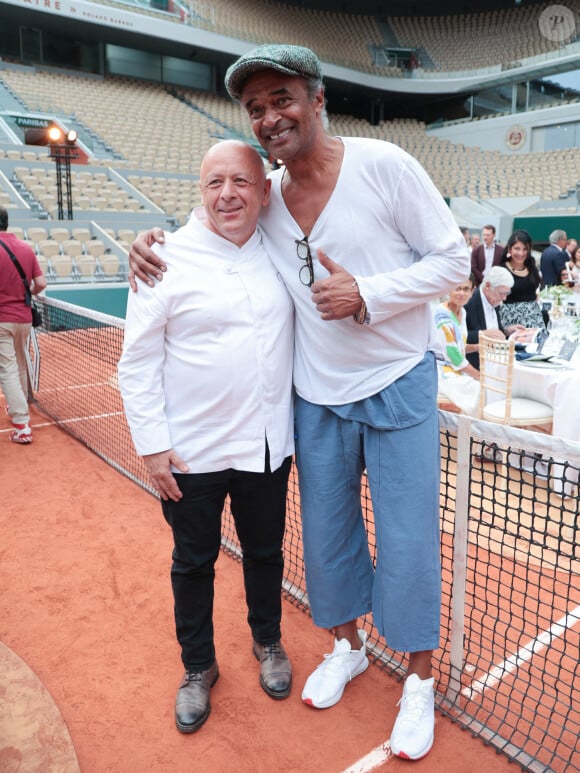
left=9, top=423, right=32, bottom=444
left=301, top=629, right=369, bottom=709
left=389, top=673, right=435, bottom=760
left=175, top=661, right=219, bottom=733
left=252, top=640, right=292, bottom=699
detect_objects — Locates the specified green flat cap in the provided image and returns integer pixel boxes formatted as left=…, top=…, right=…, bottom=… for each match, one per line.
left=225, top=44, right=322, bottom=101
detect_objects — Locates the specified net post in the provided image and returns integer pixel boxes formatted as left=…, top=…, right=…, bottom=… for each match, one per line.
left=446, top=413, right=472, bottom=704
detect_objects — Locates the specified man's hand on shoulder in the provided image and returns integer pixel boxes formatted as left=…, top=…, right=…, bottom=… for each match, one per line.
left=128, top=227, right=167, bottom=292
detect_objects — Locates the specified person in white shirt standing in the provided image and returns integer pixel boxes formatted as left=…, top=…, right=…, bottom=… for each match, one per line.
left=118, top=140, right=294, bottom=734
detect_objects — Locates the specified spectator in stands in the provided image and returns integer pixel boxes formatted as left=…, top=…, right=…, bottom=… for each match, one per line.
left=0, top=206, right=46, bottom=444
left=470, top=224, right=503, bottom=286
left=459, top=225, right=470, bottom=246
left=128, top=43, right=470, bottom=761
left=118, top=141, right=294, bottom=735
left=540, top=229, right=567, bottom=286
left=498, top=229, right=546, bottom=332
left=434, top=275, right=481, bottom=416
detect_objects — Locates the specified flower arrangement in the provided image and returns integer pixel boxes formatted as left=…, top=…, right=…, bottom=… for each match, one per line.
left=540, top=285, right=572, bottom=307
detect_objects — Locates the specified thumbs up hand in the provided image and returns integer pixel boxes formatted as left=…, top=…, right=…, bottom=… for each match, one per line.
left=311, top=249, right=365, bottom=321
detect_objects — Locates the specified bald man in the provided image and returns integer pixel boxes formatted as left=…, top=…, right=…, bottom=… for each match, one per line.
left=118, top=140, right=294, bottom=733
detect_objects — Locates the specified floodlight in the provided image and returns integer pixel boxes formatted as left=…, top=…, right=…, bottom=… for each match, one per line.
left=47, top=126, right=63, bottom=143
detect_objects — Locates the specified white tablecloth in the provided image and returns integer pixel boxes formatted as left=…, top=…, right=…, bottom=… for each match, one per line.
left=512, top=356, right=580, bottom=442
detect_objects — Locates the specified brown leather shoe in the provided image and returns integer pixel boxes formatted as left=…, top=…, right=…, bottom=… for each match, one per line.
left=175, top=661, right=219, bottom=733
left=252, top=641, right=292, bottom=699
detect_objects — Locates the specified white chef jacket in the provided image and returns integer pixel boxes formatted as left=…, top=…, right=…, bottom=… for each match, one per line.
left=118, top=212, right=294, bottom=474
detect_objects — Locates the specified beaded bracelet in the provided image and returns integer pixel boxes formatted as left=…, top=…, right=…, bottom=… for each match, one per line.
left=351, top=278, right=367, bottom=324
left=353, top=300, right=367, bottom=325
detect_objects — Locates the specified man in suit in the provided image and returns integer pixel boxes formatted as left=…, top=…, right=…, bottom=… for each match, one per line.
left=465, top=266, right=514, bottom=370
left=470, top=224, right=503, bottom=286
left=540, top=229, right=567, bottom=287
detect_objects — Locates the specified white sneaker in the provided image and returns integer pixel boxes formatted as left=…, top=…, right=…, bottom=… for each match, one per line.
left=389, top=673, right=435, bottom=760
left=301, top=629, right=369, bottom=709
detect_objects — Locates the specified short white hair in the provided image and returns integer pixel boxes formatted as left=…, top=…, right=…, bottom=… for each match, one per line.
left=549, top=229, right=567, bottom=244
left=483, top=265, right=514, bottom=289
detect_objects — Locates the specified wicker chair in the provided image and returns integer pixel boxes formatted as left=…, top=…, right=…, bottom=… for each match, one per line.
left=478, top=332, right=553, bottom=429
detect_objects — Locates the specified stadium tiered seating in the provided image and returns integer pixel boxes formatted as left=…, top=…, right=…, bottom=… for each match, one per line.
left=10, top=161, right=146, bottom=215
left=1, top=64, right=578, bottom=288
left=127, top=174, right=201, bottom=224
left=94, top=0, right=397, bottom=75
left=36, top=0, right=576, bottom=75
left=4, top=67, right=577, bottom=211
left=389, top=3, right=571, bottom=72
left=1, top=70, right=231, bottom=175
left=3, top=218, right=129, bottom=283
left=327, top=114, right=580, bottom=201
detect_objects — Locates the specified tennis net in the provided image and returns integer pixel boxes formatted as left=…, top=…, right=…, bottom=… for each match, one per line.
left=31, top=296, right=580, bottom=773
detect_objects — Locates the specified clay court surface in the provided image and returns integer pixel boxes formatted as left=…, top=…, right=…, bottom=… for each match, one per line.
left=1, top=404, right=518, bottom=773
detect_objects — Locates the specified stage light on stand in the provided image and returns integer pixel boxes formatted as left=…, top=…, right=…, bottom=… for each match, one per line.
left=47, top=125, right=78, bottom=220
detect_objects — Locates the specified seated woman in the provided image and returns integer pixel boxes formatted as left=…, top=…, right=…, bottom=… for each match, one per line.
left=434, top=275, right=480, bottom=416
left=498, top=229, right=546, bottom=332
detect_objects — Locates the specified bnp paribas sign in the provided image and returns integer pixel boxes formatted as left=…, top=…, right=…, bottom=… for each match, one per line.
left=12, top=116, right=51, bottom=128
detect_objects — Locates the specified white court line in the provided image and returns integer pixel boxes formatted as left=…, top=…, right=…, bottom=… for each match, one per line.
left=340, top=740, right=392, bottom=773
left=0, top=412, right=124, bottom=435
left=463, top=604, right=580, bottom=699
left=38, top=381, right=115, bottom=393
left=44, top=412, right=124, bottom=424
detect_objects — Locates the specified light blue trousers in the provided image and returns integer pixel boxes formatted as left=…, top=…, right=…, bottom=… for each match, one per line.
left=294, top=354, right=441, bottom=653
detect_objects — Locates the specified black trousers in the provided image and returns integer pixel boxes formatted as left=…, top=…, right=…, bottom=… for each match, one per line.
left=161, top=455, right=292, bottom=672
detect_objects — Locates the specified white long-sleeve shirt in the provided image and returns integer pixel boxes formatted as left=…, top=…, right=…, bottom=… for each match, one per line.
left=259, top=137, right=471, bottom=405
left=118, top=213, right=294, bottom=474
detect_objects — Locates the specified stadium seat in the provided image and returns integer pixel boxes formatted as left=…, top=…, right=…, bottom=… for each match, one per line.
left=116, top=229, right=136, bottom=243
left=76, top=255, right=97, bottom=279
left=72, top=228, right=92, bottom=242
left=27, top=227, right=48, bottom=243
left=37, top=239, right=61, bottom=258
left=50, top=227, right=71, bottom=242
left=51, top=255, right=74, bottom=280
left=84, top=240, right=107, bottom=258
left=99, top=255, right=120, bottom=278
left=61, top=239, right=84, bottom=258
